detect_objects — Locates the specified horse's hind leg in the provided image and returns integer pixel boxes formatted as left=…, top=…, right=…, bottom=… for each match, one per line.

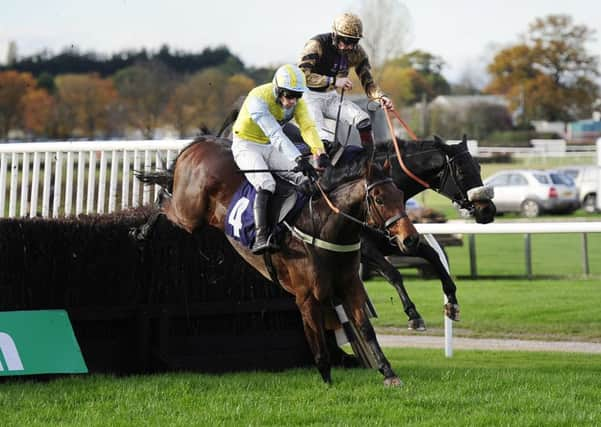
left=129, top=188, right=169, bottom=243
left=296, top=294, right=331, bottom=384
left=361, top=238, right=426, bottom=330
left=129, top=207, right=162, bottom=244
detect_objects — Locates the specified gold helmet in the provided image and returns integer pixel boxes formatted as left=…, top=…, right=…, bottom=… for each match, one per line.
left=332, top=13, right=363, bottom=39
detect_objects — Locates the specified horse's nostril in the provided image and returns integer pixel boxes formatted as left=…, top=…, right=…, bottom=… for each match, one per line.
left=403, top=234, right=420, bottom=249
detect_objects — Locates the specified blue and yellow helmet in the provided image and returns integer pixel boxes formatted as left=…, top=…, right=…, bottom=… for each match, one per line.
left=273, top=64, right=306, bottom=98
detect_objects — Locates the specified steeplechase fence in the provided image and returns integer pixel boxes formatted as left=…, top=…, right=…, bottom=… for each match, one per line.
left=0, top=209, right=314, bottom=374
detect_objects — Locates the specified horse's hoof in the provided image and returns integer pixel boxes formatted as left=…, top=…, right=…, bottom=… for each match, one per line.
left=341, top=353, right=362, bottom=369
left=128, top=227, right=140, bottom=241
left=320, top=373, right=332, bottom=385
left=383, top=376, right=403, bottom=387
left=408, top=318, right=426, bottom=331
left=318, top=366, right=332, bottom=384
left=444, top=303, right=460, bottom=321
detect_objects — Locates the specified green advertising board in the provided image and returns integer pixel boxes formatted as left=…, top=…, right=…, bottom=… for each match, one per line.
left=0, top=310, right=87, bottom=376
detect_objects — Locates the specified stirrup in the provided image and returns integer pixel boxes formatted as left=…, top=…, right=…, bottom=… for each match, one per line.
left=266, top=234, right=280, bottom=252
left=251, top=237, right=270, bottom=255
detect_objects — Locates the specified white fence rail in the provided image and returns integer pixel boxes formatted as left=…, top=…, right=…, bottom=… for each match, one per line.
left=415, top=221, right=601, bottom=234
left=0, top=140, right=191, bottom=218
left=415, top=221, right=601, bottom=278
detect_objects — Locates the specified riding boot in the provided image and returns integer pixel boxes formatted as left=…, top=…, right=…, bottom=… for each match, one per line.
left=252, top=189, right=277, bottom=254
left=358, top=124, right=375, bottom=152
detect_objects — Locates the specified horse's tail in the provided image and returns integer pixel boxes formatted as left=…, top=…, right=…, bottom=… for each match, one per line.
left=134, top=169, right=174, bottom=192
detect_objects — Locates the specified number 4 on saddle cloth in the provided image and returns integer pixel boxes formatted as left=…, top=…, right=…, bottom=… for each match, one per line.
left=225, top=177, right=310, bottom=250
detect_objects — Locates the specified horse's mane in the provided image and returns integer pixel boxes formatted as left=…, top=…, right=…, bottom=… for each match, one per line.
left=319, top=148, right=371, bottom=192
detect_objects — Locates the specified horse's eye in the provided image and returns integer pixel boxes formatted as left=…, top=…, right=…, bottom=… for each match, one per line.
left=375, top=197, right=384, bottom=205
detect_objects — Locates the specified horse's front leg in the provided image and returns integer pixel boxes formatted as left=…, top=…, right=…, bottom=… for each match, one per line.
left=345, top=277, right=403, bottom=387
left=361, top=236, right=426, bottom=330
left=296, top=293, right=331, bottom=384
left=413, top=235, right=460, bottom=321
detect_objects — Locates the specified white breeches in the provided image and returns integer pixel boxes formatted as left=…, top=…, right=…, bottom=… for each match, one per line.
left=304, top=90, right=370, bottom=142
left=232, top=136, right=305, bottom=193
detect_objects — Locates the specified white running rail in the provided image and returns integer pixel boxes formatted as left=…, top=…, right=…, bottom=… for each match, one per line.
left=0, top=140, right=191, bottom=218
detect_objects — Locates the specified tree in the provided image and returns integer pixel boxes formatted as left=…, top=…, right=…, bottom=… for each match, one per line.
left=54, top=73, right=117, bottom=138
left=485, top=14, right=600, bottom=122
left=164, top=69, right=255, bottom=137
left=357, top=0, right=414, bottom=74
left=0, top=70, right=36, bottom=139
left=113, top=61, right=175, bottom=138
left=21, top=88, right=54, bottom=137
left=378, top=50, right=450, bottom=106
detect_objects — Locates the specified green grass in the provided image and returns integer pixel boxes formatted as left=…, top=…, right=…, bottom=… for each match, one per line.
left=366, top=278, right=601, bottom=341
left=444, top=233, right=601, bottom=277
left=366, top=227, right=601, bottom=341
left=1, top=349, right=599, bottom=426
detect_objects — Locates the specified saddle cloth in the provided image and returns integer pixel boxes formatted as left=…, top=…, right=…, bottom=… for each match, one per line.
left=225, top=178, right=309, bottom=249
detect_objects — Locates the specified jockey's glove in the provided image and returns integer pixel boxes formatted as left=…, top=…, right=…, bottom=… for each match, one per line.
left=316, top=153, right=332, bottom=169
left=294, top=157, right=319, bottom=181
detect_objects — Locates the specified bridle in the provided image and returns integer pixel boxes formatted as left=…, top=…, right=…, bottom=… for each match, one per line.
left=285, top=175, right=407, bottom=252
left=436, top=149, right=477, bottom=213
left=382, top=107, right=484, bottom=215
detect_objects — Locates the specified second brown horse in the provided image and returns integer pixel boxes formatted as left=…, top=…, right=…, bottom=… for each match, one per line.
left=135, top=135, right=419, bottom=386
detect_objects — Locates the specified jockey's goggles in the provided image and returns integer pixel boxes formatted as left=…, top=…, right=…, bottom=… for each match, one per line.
left=281, top=90, right=303, bottom=100
left=335, top=35, right=360, bottom=46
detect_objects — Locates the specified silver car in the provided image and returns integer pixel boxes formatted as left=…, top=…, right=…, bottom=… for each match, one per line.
left=484, top=169, right=580, bottom=217
left=550, top=166, right=599, bottom=213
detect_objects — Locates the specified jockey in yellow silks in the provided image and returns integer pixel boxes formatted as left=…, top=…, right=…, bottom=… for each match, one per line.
left=232, top=64, right=330, bottom=254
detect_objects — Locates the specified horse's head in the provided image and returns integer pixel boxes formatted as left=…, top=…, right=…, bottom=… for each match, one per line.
left=391, top=136, right=496, bottom=224
left=434, top=136, right=496, bottom=224
left=365, top=163, right=420, bottom=253
left=319, top=148, right=420, bottom=253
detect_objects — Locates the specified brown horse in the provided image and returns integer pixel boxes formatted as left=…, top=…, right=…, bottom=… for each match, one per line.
left=134, top=135, right=419, bottom=386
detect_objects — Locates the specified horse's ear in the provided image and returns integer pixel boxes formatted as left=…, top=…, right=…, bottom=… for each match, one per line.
left=433, top=134, right=445, bottom=144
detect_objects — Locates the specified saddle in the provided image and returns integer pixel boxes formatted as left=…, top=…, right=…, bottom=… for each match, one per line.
left=225, top=176, right=309, bottom=250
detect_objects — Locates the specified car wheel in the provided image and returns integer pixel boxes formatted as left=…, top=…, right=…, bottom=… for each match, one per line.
left=583, top=194, right=597, bottom=213
left=521, top=199, right=540, bottom=217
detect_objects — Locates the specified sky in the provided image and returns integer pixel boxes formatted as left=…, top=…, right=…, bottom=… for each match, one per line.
left=1, top=0, right=600, bottom=85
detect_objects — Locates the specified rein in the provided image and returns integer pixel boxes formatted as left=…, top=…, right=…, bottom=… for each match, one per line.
left=383, top=108, right=430, bottom=189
